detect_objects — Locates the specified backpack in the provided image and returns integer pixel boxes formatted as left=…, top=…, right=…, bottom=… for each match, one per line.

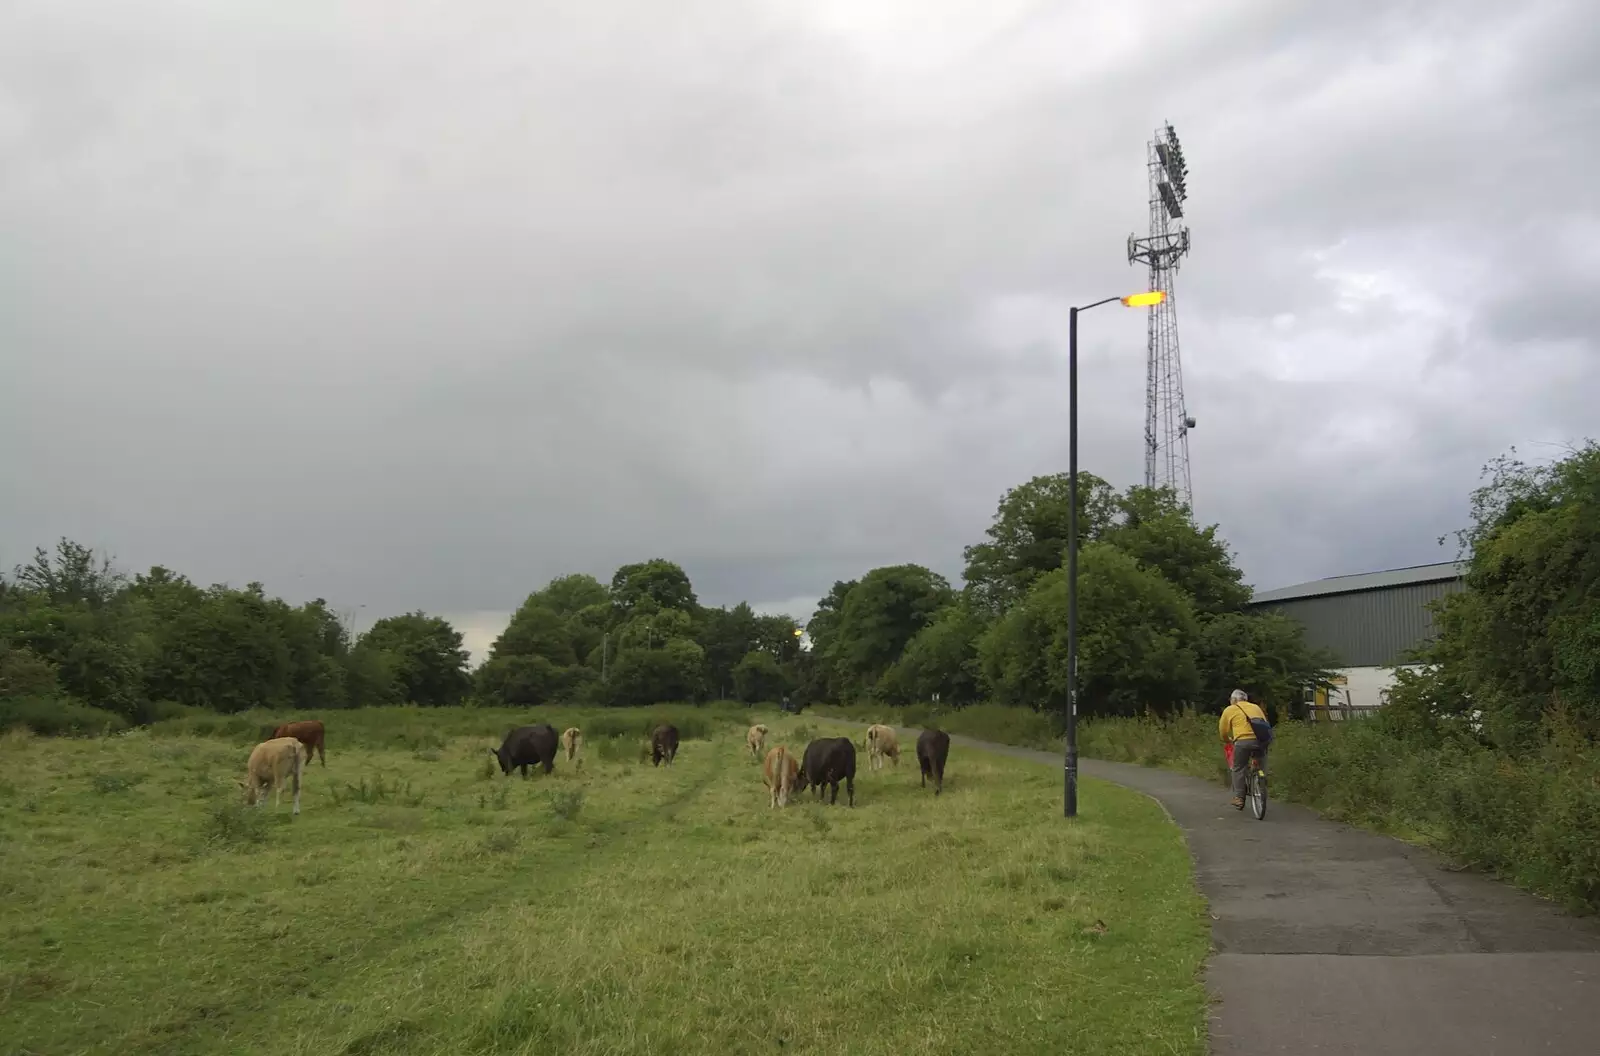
left=1245, top=711, right=1274, bottom=747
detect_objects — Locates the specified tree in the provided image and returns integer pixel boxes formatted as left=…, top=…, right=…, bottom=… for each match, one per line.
left=476, top=601, right=580, bottom=706
left=732, top=650, right=790, bottom=703
left=826, top=564, right=953, bottom=699
left=611, top=559, right=698, bottom=616
left=962, top=472, right=1118, bottom=615
left=527, top=573, right=611, bottom=618
left=1413, top=442, right=1600, bottom=743
left=802, top=579, right=858, bottom=703
left=360, top=612, right=471, bottom=707
left=805, top=580, right=856, bottom=654
left=754, top=613, right=803, bottom=665
left=1193, top=611, right=1335, bottom=719
left=978, top=542, right=1201, bottom=716
left=13, top=539, right=125, bottom=610
left=696, top=602, right=763, bottom=698
left=602, top=639, right=705, bottom=707
left=142, top=584, right=295, bottom=714
left=1104, top=486, right=1250, bottom=615
left=881, top=602, right=985, bottom=706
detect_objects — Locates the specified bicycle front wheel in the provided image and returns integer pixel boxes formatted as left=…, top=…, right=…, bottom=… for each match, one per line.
left=1249, top=766, right=1268, bottom=820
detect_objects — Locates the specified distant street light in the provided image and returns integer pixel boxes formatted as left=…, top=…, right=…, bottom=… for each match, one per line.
left=1064, top=290, right=1167, bottom=820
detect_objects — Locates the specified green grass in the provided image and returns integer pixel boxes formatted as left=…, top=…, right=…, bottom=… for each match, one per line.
left=0, top=711, right=1209, bottom=1055
left=807, top=704, right=1228, bottom=782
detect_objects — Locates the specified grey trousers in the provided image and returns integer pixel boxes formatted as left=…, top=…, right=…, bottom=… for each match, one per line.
left=1230, top=738, right=1262, bottom=798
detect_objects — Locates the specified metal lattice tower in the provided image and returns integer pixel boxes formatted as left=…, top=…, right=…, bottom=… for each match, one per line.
left=1127, top=121, right=1196, bottom=508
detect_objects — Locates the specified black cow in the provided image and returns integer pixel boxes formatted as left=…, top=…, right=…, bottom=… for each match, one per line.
left=651, top=724, right=679, bottom=767
left=917, top=728, right=950, bottom=795
left=797, top=737, right=856, bottom=806
left=490, top=723, right=559, bottom=777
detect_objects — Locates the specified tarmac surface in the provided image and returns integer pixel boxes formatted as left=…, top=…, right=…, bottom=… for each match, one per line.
left=855, top=723, right=1600, bottom=1055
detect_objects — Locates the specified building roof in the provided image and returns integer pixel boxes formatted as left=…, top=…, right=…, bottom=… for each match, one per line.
left=1247, top=560, right=1467, bottom=605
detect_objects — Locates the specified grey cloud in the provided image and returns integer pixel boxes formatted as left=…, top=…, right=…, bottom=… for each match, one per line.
left=3, top=0, right=1598, bottom=627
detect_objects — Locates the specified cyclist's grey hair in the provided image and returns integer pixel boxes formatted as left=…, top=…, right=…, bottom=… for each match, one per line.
left=1229, top=689, right=1248, bottom=703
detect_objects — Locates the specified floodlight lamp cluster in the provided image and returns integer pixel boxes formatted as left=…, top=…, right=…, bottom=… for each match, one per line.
left=1154, top=122, right=1189, bottom=219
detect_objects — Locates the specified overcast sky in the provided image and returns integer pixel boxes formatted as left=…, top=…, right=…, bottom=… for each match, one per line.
left=3, top=0, right=1597, bottom=661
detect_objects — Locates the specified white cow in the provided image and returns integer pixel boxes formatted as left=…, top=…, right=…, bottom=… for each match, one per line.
left=239, top=737, right=307, bottom=815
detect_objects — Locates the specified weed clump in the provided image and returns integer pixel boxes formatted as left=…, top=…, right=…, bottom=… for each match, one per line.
left=549, top=789, right=584, bottom=823
left=202, top=802, right=269, bottom=848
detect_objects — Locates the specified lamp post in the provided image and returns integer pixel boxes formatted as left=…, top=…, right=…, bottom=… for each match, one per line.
left=1064, top=289, right=1166, bottom=819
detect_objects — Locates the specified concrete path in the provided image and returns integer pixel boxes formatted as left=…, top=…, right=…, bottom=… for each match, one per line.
left=858, top=724, right=1600, bottom=1055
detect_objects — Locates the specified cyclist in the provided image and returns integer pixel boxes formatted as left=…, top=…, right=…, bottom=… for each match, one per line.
left=1218, top=688, right=1270, bottom=808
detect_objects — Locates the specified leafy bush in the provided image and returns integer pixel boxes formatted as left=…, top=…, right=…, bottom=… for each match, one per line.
left=0, top=696, right=128, bottom=737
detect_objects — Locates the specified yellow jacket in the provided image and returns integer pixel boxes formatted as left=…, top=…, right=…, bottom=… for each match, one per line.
left=1219, top=701, right=1268, bottom=745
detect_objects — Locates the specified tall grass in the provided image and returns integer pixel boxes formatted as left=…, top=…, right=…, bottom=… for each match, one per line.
left=812, top=700, right=1600, bottom=913
left=143, top=702, right=752, bottom=751
left=0, top=710, right=1209, bottom=1055
left=808, top=702, right=1063, bottom=750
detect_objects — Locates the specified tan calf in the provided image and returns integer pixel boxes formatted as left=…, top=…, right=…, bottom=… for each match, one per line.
left=865, top=724, right=899, bottom=771
left=746, top=724, right=769, bottom=761
left=239, top=737, right=307, bottom=815
left=762, top=745, right=800, bottom=808
left=561, top=726, right=583, bottom=764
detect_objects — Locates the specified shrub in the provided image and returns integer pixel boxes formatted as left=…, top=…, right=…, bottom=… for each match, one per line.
left=0, top=696, right=129, bottom=737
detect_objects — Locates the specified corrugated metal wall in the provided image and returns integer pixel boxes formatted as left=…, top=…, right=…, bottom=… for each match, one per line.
left=1250, top=579, right=1465, bottom=666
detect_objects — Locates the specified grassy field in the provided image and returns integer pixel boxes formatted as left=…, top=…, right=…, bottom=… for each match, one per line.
left=0, top=706, right=1209, bottom=1055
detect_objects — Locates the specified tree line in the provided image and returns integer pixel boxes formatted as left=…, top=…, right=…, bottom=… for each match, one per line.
left=1388, top=440, right=1600, bottom=744
left=0, top=468, right=1337, bottom=733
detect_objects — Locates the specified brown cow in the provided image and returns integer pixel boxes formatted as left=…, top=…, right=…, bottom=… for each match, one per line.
left=239, top=737, right=308, bottom=815
left=651, top=724, right=679, bottom=767
left=271, top=719, right=326, bottom=767
left=865, top=724, right=899, bottom=771
left=561, top=726, right=583, bottom=764
left=762, top=744, right=800, bottom=808
left=746, top=724, right=769, bottom=762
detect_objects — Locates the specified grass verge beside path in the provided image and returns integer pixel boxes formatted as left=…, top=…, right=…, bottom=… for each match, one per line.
left=811, top=703, right=1600, bottom=915
left=0, top=711, right=1209, bottom=1055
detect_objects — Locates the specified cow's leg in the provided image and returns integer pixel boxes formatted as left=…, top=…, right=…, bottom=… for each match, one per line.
left=845, top=775, right=854, bottom=807
left=291, top=754, right=302, bottom=816
left=317, top=739, right=326, bottom=767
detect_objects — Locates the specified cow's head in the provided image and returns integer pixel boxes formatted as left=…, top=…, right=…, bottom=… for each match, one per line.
left=488, top=746, right=510, bottom=775
left=792, top=767, right=809, bottom=795
left=236, top=777, right=259, bottom=805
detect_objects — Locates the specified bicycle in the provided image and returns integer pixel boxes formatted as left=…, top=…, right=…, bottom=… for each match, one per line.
left=1232, top=745, right=1267, bottom=820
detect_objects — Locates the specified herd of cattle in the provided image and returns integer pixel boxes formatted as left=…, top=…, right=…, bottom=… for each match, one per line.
left=237, top=717, right=951, bottom=816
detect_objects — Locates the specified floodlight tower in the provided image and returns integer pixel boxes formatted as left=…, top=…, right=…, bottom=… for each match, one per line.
left=1127, top=122, right=1197, bottom=508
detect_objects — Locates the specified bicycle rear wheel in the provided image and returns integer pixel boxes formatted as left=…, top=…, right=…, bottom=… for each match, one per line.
left=1249, top=761, right=1267, bottom=820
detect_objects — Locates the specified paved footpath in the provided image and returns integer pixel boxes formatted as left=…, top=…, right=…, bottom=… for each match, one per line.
left=858, top=724, right=1600, bottom=1055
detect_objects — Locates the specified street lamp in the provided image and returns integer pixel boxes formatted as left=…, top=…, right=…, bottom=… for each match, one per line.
left=1064, top=289, right=1167, bottom=819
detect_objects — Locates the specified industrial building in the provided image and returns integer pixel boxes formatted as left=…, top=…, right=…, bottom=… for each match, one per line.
left=1246, top=561, right=1466, bottom=717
